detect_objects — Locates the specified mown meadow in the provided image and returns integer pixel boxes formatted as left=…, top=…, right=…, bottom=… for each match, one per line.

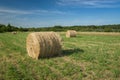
left=0, top=32, right=120, bottom=80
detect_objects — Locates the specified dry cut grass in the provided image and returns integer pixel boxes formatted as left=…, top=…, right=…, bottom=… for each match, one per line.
left=0, top=32, right=120, bottom=80
left=78, top=32, right=120, bottom=36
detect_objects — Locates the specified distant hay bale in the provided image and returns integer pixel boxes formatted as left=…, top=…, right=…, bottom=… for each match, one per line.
left=66, top=30, right=77, bottom=38
left=12, top=32, right=17, bottom=34
left=26, top=32, right=62, bottom=59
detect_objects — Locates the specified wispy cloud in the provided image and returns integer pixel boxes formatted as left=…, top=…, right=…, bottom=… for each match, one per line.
left=0, top=8, right=66, bottom=15
left=0, top=8, right=67, bottom=27
left=0, top=8, right=31, bottom=14
left=34, top=10, right=66, bottom=15
left=57, top=0, right=120, bottom=8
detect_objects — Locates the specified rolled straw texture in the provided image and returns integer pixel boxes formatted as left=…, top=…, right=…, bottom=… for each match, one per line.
left=26, top=32, right=62, bottom=59
left=66, top=30, right=77, bottom=37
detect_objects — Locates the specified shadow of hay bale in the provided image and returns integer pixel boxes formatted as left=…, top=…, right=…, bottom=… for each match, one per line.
left=38, top=48, right=84, bottom=59
left=61, top=48, right=84, bottom=56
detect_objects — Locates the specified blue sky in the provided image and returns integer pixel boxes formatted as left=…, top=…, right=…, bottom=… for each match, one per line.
left=0, top=0, right=120, bottom=27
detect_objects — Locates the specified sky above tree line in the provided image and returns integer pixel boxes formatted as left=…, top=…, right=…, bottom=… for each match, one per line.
left=0, top=0, right=120, bottom=27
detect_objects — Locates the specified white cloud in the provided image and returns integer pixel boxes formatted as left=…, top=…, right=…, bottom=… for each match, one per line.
left=0, top=8, right=66, bottom=15
left=33, top=10, right=66, bottom=15
left=57, top=0, right=120, bottom=8
left=0, top=8, right=67, bottom=27
left=0, top=9, right=31, bottom=14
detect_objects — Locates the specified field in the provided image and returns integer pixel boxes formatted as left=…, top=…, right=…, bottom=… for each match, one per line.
left=0, top=32, right=120, bottom=80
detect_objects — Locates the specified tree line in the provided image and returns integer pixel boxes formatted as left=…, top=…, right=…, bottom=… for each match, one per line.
left=0, top=23, right=120, bottom=33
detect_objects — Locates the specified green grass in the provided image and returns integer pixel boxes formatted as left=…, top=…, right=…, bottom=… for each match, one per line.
left=0, top=32, right=120, bottom=80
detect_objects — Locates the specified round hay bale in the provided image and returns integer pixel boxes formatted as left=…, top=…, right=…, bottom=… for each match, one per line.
left=26, top=32, right=62, bottom=59
left=12, top=32, right=17, bottom=34
left=66, top=30, right=77, bottom=38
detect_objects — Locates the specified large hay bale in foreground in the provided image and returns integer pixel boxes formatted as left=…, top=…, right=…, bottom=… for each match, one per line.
left=26, top=32, right=62, bottom=59
left=66, top=30, right=77, bottom=37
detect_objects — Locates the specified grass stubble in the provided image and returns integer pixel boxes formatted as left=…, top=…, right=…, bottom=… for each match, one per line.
left=0, top=32, right=120, bottom=80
